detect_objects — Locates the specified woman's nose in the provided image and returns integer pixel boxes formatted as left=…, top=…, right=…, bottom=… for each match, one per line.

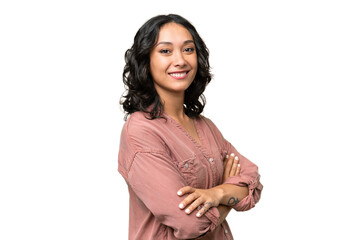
left=173, top=51, right=186, bottom=67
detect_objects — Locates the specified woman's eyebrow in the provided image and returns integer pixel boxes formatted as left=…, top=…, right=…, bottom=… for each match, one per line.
left=155, top=40, right=194, bottom=47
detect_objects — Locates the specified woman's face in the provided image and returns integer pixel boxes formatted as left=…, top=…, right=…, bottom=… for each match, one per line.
left=150, top=22, right=198, bottom=97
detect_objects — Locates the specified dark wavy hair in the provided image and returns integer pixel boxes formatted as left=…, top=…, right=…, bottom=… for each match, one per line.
left=120, top=14, right=212, bottom=120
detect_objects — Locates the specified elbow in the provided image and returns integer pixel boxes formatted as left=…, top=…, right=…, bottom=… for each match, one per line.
left=173, top=227, right=206, bottom=239
left=172, top=219, right=213, bottom=239
left=171, top=209, right=219, bottom=239
left=174, top=223, right=210, bottom=239
left=233, top=180, right=263, bottom=212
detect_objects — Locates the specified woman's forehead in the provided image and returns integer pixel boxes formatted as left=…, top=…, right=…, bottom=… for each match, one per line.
left=156, top=23, right=194, bottom=44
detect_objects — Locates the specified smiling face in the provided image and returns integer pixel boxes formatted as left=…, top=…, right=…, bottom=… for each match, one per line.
left=150, top=22, right=198, bottom=98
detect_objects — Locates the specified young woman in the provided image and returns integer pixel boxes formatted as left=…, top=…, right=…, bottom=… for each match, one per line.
left=118, top=14, right=263, bottom=240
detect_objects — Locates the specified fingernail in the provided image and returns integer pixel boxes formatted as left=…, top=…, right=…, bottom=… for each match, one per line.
left=226, top=155, right=229, bottom=158
left=185, top=209, right=190, bottom=214
left=230, top=153, right=235, bottom=157
left=177, top=191, right=182, bottom=196
left=196, top=212, right=201, bottom=217
left=238, top=164, right=241, bottom=167
left=235, top=156, right=239, bottom=161
left=179, top=203, right=184, bottom=209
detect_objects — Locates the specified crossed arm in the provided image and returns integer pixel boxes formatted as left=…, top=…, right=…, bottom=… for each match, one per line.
left=177, top=153, right=249, bottom=226
left=126, top=149, right=260, bottom=239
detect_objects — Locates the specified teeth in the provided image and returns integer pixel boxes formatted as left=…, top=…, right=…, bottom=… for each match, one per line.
left=170, top=72, right=187, bottom=77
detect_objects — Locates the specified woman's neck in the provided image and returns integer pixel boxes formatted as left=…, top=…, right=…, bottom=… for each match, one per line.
left=158, top=91, right=187, bottom=121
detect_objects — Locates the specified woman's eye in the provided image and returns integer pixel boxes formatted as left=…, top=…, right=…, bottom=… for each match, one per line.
left=184, top=47, right=195, bottom=53
left=160, top=49, right=171, bottom=54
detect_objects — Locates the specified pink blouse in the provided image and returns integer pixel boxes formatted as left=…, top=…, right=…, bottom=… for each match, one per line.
left=118, top=111, right=263, bottom=240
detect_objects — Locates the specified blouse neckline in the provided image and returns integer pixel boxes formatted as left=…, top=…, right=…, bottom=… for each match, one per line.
left=163, top=112, right=204, bottom=148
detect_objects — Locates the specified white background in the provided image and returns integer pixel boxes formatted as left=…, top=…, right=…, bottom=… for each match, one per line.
left=1, top=0, right=359, bottom=239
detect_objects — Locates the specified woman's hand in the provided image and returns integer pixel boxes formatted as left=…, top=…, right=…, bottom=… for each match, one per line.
left=177, top=154, right=241, bottom=217
left=177, top=186, right=222, bottom=218
left=222, top=153, right=241, bottom=183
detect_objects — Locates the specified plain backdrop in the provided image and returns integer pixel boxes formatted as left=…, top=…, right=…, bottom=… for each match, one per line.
left=1, top=0, right=359, bottom=239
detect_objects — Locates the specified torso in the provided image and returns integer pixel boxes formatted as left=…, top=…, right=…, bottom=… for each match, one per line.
left=118, top=111, right=234, bottom=239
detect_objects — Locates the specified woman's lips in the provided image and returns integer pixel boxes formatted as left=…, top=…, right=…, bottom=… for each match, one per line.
left=169, top=71, right=190, bottom=79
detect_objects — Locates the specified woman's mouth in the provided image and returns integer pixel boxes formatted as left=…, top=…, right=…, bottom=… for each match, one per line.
left=169, top=71, right=190, bottom=79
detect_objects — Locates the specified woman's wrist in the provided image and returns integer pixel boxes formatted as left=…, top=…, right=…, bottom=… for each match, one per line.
left=213, top=185, right=226, bottom=205
left=215, top=184, right=249, bottom=206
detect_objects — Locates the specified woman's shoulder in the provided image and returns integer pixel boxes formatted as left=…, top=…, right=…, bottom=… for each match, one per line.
left=124, top=111, right=164, bottom=133
left=121, top=111, right=168, bottom=152
left=119, top=112, right=168, bottom=177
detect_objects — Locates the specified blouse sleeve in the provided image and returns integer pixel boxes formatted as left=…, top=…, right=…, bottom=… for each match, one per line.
left=127, top=150, right=220, bottom=239
left=223, top=139, right=263, bottom=211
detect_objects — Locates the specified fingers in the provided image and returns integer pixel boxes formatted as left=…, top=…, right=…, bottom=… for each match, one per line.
left=183, top=197, right=204, bottom=215
left=223, top=153, right=241, bottom=180
left=177, top=186, right=194, bottom=196
left=177, top=187, right=217, bottom=218
left=223, top=154, right=233, bottom=178
left=179, top=193, right=214, bottom=217
left=180, top=195, right=213, bottom=217
left=178, top=191, right=199, bottom=211
left=229, top=155, right=240, bottom=176
left=196, top=202, right=213, bottom=217
left=235, top=162, right=241, bottom=176
left=178, top=190, right=207, bottom=216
